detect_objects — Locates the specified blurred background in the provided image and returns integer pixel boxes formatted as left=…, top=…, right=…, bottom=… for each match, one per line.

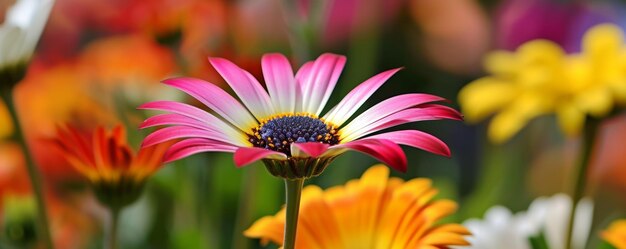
left=1, top=0, right=626, bottom=248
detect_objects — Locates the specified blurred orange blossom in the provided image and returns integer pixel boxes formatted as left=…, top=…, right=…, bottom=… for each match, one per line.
left=245, top=165, right=470, bottom=248
left=14, top=34, right=176, bottom=180
left=53, top=124, right=169, bottom=209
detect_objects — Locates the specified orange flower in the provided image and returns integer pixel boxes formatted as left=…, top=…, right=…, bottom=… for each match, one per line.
left=15, top=34, right=176, bottom=180
left=77, top=34, right=176, bottom=90
left=244, top=165, right=470, bottom=248
left=0, top=142, right=29, bottom=201
left=75, top=34, right=179, bottom=109
left=602, top=219, right=626, bottom=249
left=15, top=62, right=116, bottom=180
left=53, top=125, right=168, bottom=208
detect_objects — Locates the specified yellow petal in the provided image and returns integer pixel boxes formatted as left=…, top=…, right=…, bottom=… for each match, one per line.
left=517, top=40, right=565, bottom=67
left=612, top=52, right=626, bottom=103
left=423, top=200, right=458, bottom=221
left=575, top=87, right=613, bottom=117
left=458, top=77, right=516, bottom=122
left=556, top=104, right=585, bottom=137
left=243, top=216, right=284, bottom=246
left=488, top=110, right=528, bottom=143
left=603, top=232, right=626, bottom=249
left=420, top=232, right=471, bottom=246
left=429, top=223, right=472, bottom=235
left=488, top=92, right=552, bottom=143
left=0, top=100, right=13, bottom=139
left=516, top=40, right=565, bottom=88
left=601, top=220, right=626, bottom=249
left=583, top=23, right=624, bottom=60
left=298, top=186, right=344, bottom=248
left=359, top=164, right=389, bottom=187
left=354, top=165, right=389, bottom=245
left=484, top=50, right=517, bottom=75
left=609, top=78, right=626, bottom=104
left=564, top=56, right=593, bottom=92
left=394, top=200, right=461, bottom=248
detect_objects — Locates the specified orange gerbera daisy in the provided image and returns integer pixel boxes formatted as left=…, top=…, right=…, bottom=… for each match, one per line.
left=53, top=124, right=168, bottom=209
left=244, top=165, right=470, bottom=249
left=602, top=219, right=626, bottom=249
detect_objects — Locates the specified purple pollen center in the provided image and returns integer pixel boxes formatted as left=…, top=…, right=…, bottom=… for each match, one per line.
left=248, top=115, right=339, bottom=156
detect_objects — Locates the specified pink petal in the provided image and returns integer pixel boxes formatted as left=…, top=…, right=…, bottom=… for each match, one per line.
left=290, top=142, right=330, bottom=158
left=139, top=101, right=216, bottom=123
left=323, top=68, right=401, bottom=126
left=139, top=114, right=248, bottom=147
left=366, top=130, right=451, bottom=157
left=209, top=57, right=275, bottom=119
left=139, top=101, right=246, bottom=143
left=342, top=105, right=462, bottom=142
left=140, top=113, right=218, bottom=131
left=233, top=147, right=287, bottom=168
left=344, top=93, right=448, bottom=131
left=326, top=139, right=407, bottom=172
left=162, top=78, right=257, bottom=132
left=262, top=53, right=297, bottom=113
left=142, top=126, right=244, bottom=148
left=300, top=53, right=346, bottom=115
left=164, top=138, right=239, bottom=163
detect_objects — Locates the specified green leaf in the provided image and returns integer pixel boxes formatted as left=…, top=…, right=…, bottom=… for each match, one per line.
left=528, top=231, right=550, bottom=249
left=597, top=241, right=618, bottom=249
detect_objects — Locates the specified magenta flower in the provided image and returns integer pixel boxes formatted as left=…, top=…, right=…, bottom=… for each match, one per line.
left=139, top=53, right=460, bottom=177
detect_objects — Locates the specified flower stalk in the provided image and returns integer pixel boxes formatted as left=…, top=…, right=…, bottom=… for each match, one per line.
left=0, top=88, right=54, bottom=249
left=109, top=207, right=120, bottom=249
left=565, top=118, right=599, bottom=249
left=283, top=178, right=304, bottom=249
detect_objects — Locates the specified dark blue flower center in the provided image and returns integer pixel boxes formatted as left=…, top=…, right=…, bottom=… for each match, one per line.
left=248, top=115, right=340, bottom=156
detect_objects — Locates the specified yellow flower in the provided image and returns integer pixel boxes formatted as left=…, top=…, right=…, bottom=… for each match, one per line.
left=602, top=219, right=626, bottom=249
left=459, top=23, right=626, bottom=143
left=559, top=24, right=626, bottom=132
left=244, top=165, right=470, bottom=248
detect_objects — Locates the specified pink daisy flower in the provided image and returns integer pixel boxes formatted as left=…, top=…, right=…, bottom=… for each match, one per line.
left=139, top=53, right=461, bottom=178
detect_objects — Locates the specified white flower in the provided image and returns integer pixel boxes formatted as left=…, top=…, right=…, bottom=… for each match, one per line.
left=0, top=0, right=53, bottom=68
left=457, top=194, right=594, bottom=249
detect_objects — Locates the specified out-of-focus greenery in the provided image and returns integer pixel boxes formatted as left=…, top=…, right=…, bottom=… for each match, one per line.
left=2, top=0, right=626, bottom=248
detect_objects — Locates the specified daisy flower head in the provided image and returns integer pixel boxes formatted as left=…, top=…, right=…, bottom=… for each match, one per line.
left=0, top=0, right=54, bottom=88
left=457, top=194, right=594, bottom=249
left=53, top=124, right=168, bottom=209
left=140, top=53, right=461, bottom=179
left=244, top=164, right=471, bottom=248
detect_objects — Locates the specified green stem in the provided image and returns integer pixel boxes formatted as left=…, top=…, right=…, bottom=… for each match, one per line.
left=0, top=90, right=54, bottom=249
left=109, top=208, right=120, bottom=249
left=283, top=178, right=304, bottom=249
left=565, top=119, right=599, bottom=249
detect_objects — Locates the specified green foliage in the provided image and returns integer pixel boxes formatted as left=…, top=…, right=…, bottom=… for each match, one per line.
left=528, top=231, right=551, bottom=249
